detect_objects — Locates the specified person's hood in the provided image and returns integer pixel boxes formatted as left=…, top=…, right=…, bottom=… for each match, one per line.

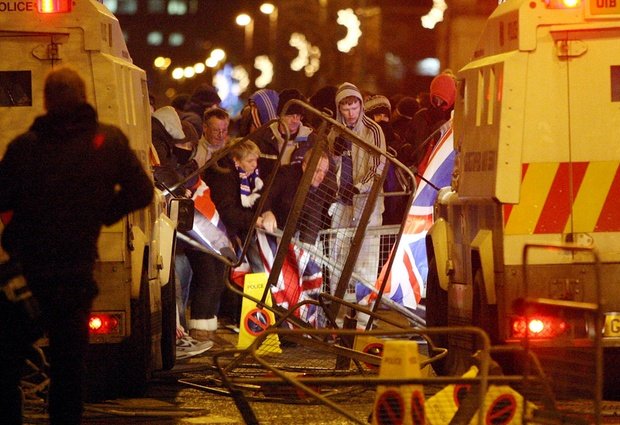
left=430, top=74, right=456, bottom=110
left=31, top=103, right=98, bottom=141
left=153, top=106, right=185, bottom=139
left=335, top=82, right=364, bottom=129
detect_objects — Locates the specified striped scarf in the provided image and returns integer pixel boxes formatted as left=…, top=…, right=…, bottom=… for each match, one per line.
left=238, top=166, right=263, bottom=208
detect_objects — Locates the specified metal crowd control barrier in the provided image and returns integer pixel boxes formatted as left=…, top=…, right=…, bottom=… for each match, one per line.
left=177, top=98, right=422, bottom=333
left=212, top=326, right=492, bottom=425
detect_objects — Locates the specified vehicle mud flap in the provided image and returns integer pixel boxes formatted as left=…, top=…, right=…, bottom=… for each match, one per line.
left=424, top=256, right=449, bottom=375
left=118, top=266, right=152, bottom=397
left=160, top=262, right=176, bottom=370
left=604, top=348, right=620, bottom=400
left=84, top=343, right=121, bottom=402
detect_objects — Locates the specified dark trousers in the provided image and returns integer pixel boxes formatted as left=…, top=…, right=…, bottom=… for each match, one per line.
left=186, top=249, right=226, bottom=321
left=0, top=272, right=96, bottom=425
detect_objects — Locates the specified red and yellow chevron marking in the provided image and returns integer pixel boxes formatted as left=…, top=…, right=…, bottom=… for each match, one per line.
left=503, top=161, right=620, bottom=235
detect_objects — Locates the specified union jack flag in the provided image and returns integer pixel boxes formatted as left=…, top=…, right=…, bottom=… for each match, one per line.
left=368, top=120, right=455, bottom=310
left=255, top=231, right=324, bottom=326
left=187, top=178, right=233, bottom=253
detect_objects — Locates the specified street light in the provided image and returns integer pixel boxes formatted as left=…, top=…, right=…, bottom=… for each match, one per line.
left=259, top=3, right=277, bottom=85
left=235, top=13, right=254, bottom=63
left=260, top=3, right=278, bottom=54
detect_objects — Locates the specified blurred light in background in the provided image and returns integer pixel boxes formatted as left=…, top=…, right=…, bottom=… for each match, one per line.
left=289, top=33, right=321, bottom=77
left=416, top=57, right=441, bottom=76
left=336, top=8, right=362, bottom=53
left=254, top=55, right=274, bottom=88
left=421, top=0, right=448, bottom=29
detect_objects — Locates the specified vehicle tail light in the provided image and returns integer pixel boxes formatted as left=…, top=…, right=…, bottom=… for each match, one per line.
left=89, top=313, right=122, bottom=336
left=510, top=315, right=568, bottom=339
left=37, top=0, right=73, bottom=13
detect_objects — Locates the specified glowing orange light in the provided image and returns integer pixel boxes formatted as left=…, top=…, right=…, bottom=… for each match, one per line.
left=37, top=0, right=72, bottom=13
left=510, top=315, right=568, bottom=339
left=88, top=314, right=120, bottom=335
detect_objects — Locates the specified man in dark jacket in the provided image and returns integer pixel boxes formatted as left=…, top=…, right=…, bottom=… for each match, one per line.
left=259, top=149, right=331, bottom=244
left=0, top=67, right=153, bottom=425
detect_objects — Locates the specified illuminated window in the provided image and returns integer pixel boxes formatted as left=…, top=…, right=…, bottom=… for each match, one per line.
left=168, top=33, right=185, bottom=47
left=115, top=0, right=138, bottom=14
left=168, top=0, right=188, bottom=15
left=147, top=31, right=164, bottom=46
left=147, top=0, right=165, bottom=13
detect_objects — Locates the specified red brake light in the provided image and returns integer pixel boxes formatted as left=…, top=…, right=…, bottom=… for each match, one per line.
left=37, top=0, right=72, bottom=13
left=510, top=315, right=568, bottom=339
left=89, top=313, right=121, bottom=335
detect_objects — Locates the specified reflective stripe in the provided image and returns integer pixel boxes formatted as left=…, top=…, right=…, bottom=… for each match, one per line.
left=504, top=161, right=620, bottom=234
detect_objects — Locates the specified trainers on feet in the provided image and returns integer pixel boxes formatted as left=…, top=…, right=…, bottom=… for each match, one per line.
left=176, top=335, right=213, bottom=360
left=189, top=329, right=235, bottom=349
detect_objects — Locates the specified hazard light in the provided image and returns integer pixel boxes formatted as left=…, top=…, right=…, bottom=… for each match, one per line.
left=545, top=0, right=581, bottom=8
left=89, top=313, right=122, bottom=336
left=37, top=0, right=73, bottom=13
left=510, top=315, right=568, bottom=339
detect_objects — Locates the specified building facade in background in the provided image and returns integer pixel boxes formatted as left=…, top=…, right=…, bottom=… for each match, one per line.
left=105, top=0, right=495, bottom=109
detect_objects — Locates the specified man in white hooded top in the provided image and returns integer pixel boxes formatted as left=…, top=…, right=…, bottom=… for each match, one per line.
left=328, top=82, right=386, bottom=309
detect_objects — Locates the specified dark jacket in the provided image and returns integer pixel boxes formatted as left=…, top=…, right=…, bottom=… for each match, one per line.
left=261, top=163, right=326, bottom=244
left=248, top=122, right=317, bottom=181
left=0, top=103, right=153, bottom=273
left=203, top=158, right=258, bottom=240
left=405, top=107, right=451, bottom=168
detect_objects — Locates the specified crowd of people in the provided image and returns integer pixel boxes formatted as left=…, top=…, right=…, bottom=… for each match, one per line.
left=0, top=66, right=456, bottom=424
left=150, top=72, right=457, bottom=359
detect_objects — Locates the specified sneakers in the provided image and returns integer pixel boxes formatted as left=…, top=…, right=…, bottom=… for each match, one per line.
left=176, top=334, right=213, bottom=360
left=189, top=329, right=235, bottom=349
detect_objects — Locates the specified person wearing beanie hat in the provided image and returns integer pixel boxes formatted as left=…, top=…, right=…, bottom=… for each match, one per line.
left=396, top=96, right=419, bottom=120
left=328, top=82, right=386, bottom=300
left=248, top=88, right=279, bottom=131
left=307, top=84, right=338, bottom=129
left=179, top=83, right=222, bottom=136
left=364, top=96, right=408, bottom=226
left=405, top=72, right=456, bottom=168
left=248, top=87, right=318, bottom=180
left=364, top=95, right=391, bottom=120
left=391, top=96, right=419, bottom=148
left=277, top=88, right=306, bottom=116
left=310, top=85, right=337, bottom=116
